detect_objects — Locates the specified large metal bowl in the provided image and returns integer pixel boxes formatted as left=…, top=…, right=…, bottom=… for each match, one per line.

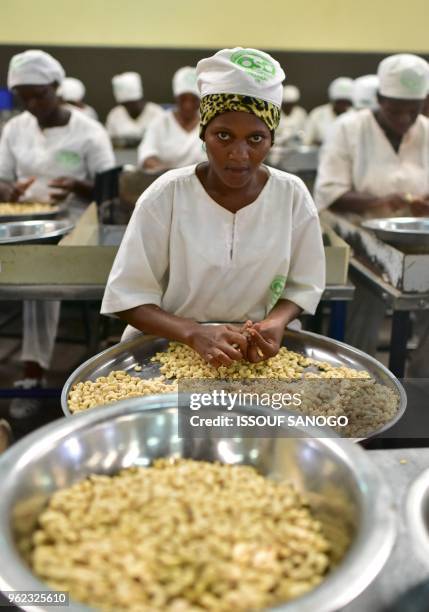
left=61, top=329, right=407, bottom=440
left=0, top=219, right=74, bottom=244
left=361, top=217, right=429, bottom=249
left=406, top=468, right=429, bottom=566
left=0, top=397, right=396, bottom=612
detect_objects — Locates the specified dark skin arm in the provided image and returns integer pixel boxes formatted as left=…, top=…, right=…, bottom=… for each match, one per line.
left=332, top=191, right=410, bottom=215
left=243, top=299, right=303, bottom=363
left=116, top=304, right=248, bottom=369
left=142, top=156, right=166, bottom=173
left=48, top=177, right=94, bottom=202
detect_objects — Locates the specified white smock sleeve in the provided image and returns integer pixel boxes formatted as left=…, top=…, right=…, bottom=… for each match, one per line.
left=137, top=115, right=163, bottom=165
left=0, top=122, right=17, bottom=182
left=281, top=181, right=325, bottom=314
left=84, top=123, right=116, bottom=177
left=100, top=177, right=172, bottom=315
left=314, top=122, right=353, bottom=211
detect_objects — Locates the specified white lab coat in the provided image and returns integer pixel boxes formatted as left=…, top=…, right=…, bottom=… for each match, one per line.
left=315, top=109, right=429, bottom=211
left=106, top=102, right=164, bottom=141
left=137, top=110, right=206, bottom=169
left=101, top=164, right=325, bottom=338
left=0, top=109, right=115, bottom=369
left=275, top=106, right=307, bottom=145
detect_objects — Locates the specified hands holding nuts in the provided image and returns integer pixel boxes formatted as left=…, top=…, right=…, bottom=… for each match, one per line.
left=187, top=319, right=285, bottom=368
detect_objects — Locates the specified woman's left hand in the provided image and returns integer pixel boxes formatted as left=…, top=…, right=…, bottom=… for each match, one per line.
left=49, top=177, right=77, bottom=202
left=244, top=319, right=285, bottom=363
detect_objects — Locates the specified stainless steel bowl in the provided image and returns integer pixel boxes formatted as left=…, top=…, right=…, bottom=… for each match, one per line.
left=406, top=468, right=429, bottom=566
left=61, top=329, right=407, bottom=441
left=0, top=219, right=74, bottom=244
left=0, top=397, right=396, bottom=612
left=361, top=217, right=429, bottom=249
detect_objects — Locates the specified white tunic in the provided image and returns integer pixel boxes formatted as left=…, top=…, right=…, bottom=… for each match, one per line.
left=105, top=102, right=164, bottom=140
left=0, top=109, right=115, bottom=202
left=303, top=103, right=338, bottom=145
left=315, top=109, right=429, bottom=211
left=276, top=106, right=307, bottom=144
left=101, top=164, right=325, bottom=323
left=137, top=110, right=206, bottom=169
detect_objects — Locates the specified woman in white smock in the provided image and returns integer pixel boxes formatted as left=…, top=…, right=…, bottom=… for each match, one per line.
left=58, top=77, right=98, bottom=121
left=138, top=67, right=206, bottom=173
left=315, top=54, right=429, bottom=375
left=102, top=48, right=325, bottom=367
left=0, top=50, right=115, bottom=417
left=275, top=85, right=307, bottom=145
left=106, top=72, right=164, bottom=145
left=304, top=77, right=354, bottom=146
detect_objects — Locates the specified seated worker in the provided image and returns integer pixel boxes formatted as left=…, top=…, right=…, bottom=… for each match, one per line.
left=352, top=74, right=379, bottom=111
left=137, top=67, right=206, bottom=172
left=315, top=54, right=429, bottom=375
left=106, top=72, right=164, bottom=145
left=0, top=50, right=115, bottom=417
left=304, top=77, right=354, bottom=146
left=275, top=85, right=307, bottom=145
left=102, top=47, right=325, bottom=366
left=58, top=76, right=98, bottom=121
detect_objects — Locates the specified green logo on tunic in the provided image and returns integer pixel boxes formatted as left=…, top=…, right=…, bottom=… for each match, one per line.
left=230, top=50, right=276, bottom=83
left=400, top=68, right=425, bottom=96
left=56, top=150, right=81, bottom=168
left=268, top=275, right=286, bottom=310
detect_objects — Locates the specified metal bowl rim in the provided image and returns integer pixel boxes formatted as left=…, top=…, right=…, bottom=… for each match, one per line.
left=362, top=217, right=429, bottom=235
left=0, top=397, right=397, bottom=612
left=406, top=467, right=429, bottom=563
left=60, top=328, right=407, bottom=442
left=0, top=219, right=74, bottom=244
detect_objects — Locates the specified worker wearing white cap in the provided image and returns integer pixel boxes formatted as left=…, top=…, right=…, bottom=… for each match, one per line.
left=352, top=75, right=379, bottom=111
left=275, top=85, right=307, bottom=145
left=304, top=77, right=354, bottom=146
left=102, top=47, right=325, bottom=367
left=106, top=72, right=164, bottom=145
left=138, top=66, right=206, bottom=171
left=0, top=49, right=115, bottom=417
left=58, top=77, right=98, bottom=121
left=315, top=53, right=429, bottom=373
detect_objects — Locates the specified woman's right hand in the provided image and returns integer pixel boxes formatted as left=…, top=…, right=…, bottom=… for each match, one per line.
left=0, top=177, right=35, bottom=202
left=187, top=324, right=248, bottom=368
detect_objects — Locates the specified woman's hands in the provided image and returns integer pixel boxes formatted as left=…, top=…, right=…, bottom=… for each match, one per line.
left=242, top=319, right=285, bottom=363
left=187, top=324, right=248, bottom=368
left=0, top=177, right=35, bottom=202
left=48, top=177, right=94, bottom=202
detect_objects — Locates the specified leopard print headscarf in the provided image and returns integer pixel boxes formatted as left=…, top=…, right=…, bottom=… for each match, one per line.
left=199, top=93, right=281, bottom=141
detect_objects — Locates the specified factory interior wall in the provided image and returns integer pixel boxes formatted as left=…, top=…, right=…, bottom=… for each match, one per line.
left=0, top=0, right=427, bottom=120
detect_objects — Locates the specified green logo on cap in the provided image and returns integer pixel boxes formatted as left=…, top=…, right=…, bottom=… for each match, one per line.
left=230, top=50, right=276, bottom=83
left=400, top=68, right=424, bottom=95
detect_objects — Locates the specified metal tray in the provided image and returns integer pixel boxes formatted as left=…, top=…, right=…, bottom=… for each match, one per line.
left=0, top=219, right=74, bottom=244
left=61, top=329, right=406, bottom=439
left=362, top=217, right=429, bottom=248
left=0, top=203, right=66, bottom=222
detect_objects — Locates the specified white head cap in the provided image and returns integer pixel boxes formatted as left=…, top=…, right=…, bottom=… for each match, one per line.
left=196, top=47, right=285, bottom=107
left=282, top=84, right=300, bottom=103
left=7, top=50, right=65, bottom=89
left=352, top=75, right=379, bottom=110
left=378, top=54, right=429, bottom=100
left=58, top=77, right=85, bottom=102
left=328, top=77, right=354, bottom=101
left=112, top=72, right=143, bottom=103
left=172, top=66, right=199, bottom=98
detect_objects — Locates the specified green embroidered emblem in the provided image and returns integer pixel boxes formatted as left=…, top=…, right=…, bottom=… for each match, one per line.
left=268, top=275, right=286, bottom=310
left=230, top=50, right=276, bottom=83
left=55, top=150, right=81, bottom=168
left=400, top=68, right=424, bottom=95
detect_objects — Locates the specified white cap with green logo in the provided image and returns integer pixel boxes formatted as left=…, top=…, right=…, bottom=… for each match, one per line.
left=196, top=48, right=286, bottom=107
left=378, top=54, right=429, bottom=100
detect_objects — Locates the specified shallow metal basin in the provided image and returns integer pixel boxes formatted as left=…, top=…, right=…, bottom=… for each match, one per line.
left=407, top=468, right=429, bottom=566
left=0, top=219, right=74, bottom=244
